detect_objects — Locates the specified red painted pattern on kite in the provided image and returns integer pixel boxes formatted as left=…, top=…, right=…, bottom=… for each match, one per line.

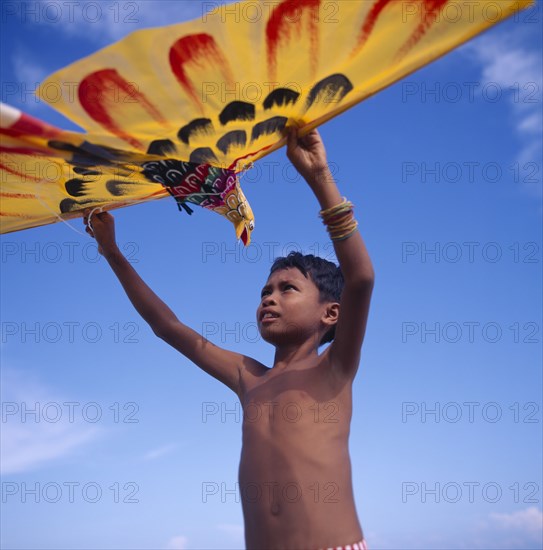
left=230, top=145, right=274, bottom=172
left=0, top=162, right=41, bottom=181
left=169, top=34, right=233, bottom=112
left=397, top=0, right=451, bottom=59
left=78, top=69, right=166, bottom=150
left=0, top=145, right=55, bottom=157
left=355, top=0, right=391, bottom=52
left=267, top=0, right=321, bottom=80
left=0, top=112, right=61, bottom=139
left=0, top=211, right=36, bottom=218
left=353, top=0, right=450, bottom=57
left=0, top=192, right=37, bottom=199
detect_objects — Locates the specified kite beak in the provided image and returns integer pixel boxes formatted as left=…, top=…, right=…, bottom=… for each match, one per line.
left=235, top=218, right=253, bottom=246
left=240, top=227, right=249, bottom=246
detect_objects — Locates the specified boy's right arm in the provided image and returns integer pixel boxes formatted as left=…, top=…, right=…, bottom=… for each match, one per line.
left=84, top=212, right=244, bottom=395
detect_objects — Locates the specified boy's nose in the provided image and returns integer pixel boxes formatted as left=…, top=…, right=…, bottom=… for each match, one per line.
left=262, top=295, right=277, bottom=306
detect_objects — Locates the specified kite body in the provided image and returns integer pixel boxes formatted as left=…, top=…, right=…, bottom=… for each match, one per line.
left=0, top=0, right=533, bottom=241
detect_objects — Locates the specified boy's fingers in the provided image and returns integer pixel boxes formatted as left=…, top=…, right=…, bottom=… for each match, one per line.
left=287, top=126, right=297, bottom=148
left=95, top=211, right=111, bottom=223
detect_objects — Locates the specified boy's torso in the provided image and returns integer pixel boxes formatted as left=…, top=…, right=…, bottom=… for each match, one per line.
left=237, top=354, right=363, bottom=549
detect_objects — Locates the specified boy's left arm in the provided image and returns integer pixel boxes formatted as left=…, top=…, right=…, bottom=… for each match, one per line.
left=287, top=127, right=375, bottom=378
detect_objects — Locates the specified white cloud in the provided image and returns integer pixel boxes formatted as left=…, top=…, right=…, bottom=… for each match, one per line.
left=122, top=1, right=227, bottom=35
left=216, top=522, right=244, bottom=537
left=11, top=51, right=49, bottom=86
left=357, top=509, right=543, bottom=550
left=460, top=30, right=542, bottom=197
left=33, top=0, right=234, bottom=44
left=166, top=535, right=189, bottom=550
left=0, top=368, right=100, bottom=474
left=215, top=522, right=245, bottom=547
left=6, top=1, right=236, bottom=113
left=469, top=507, right=543, bottom=549
left=488, top=507, right=543, bottom=536
left=518, top=112, right=541, bottom=134
left=143, top=443, right=177, bottom=461
left=9, top=49, right=51, bottom=112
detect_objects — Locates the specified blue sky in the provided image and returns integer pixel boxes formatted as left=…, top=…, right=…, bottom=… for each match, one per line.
left=1, top=1, right=542, bottom=549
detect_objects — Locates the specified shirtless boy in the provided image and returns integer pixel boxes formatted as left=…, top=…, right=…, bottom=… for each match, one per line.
left=84, top=127, right=375, bottom=550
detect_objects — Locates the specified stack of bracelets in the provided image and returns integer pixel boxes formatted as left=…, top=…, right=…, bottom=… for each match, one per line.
left=319, top=197, right=359, bottom=241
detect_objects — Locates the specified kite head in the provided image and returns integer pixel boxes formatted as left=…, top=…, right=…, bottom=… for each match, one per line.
left=236, top=198, right=255, bottom=246
left=231, top=186, right=255, bottom=246
left=138, top=159, right=254, bottom=244
left=212, top=179, right=254, bottom=246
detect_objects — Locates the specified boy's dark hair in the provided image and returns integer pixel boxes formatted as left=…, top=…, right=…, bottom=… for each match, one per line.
left=269, top=252, right=344, bottom=346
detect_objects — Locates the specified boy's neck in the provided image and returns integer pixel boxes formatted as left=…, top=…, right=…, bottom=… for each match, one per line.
left=272, top=339, right=321, bottom=370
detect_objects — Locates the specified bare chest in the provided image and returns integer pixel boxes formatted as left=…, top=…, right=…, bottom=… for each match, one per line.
left=239, top=364, right=352, bottom=440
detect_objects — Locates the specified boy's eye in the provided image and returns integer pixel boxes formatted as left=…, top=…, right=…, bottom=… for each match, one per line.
left=261, top=284, right=295, bottom=297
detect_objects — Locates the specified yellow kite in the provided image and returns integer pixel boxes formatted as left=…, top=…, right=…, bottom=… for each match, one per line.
left=0, top=0, right=533, bottom=243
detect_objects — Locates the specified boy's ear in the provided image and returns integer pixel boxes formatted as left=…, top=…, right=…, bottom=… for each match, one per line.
left=322, top=302, right=340, bottom=328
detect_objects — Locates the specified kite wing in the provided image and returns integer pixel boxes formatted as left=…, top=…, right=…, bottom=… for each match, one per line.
left=0, top=103, right=254, bottom=242
left=1, top=0, right=533, bottom=239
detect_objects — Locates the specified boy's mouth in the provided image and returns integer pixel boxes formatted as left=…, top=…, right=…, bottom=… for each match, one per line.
left=260, top=310, right=280, bottom=322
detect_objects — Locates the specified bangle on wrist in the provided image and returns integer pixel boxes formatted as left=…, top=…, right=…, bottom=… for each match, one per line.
left=319, top=197, right=359, bottom=242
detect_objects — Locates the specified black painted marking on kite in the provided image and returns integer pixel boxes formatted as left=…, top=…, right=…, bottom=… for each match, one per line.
left=65, top=179, right=88, bottom=197
left=263, top=88, right=300, bottom=110
left=105, top=180, right=129, bottom=197
left=48, top=140, right=79, bottom=152
left=48, top=141, right=102, bottom=167
left=51, top=140, right=117, bottom=159
left=189, top=147, right=219, bottom=164
left=73, top=167, right=101, bottom=176
left=147, top=139, right=177, bottom=156
left=60, top=198, right=77, bottom=213
left=48, top=140, right=131, bottom=166
left=251, top=117, right=288, bottom=141
left=216, top=131, right=247, bottom=155
left=178, top=118, right=214, bottom=145
left=219, top=101, right=255, bottom=125
left=305, top=74, right=353, bottom=110
left=59, top=198, right=96, bottom=213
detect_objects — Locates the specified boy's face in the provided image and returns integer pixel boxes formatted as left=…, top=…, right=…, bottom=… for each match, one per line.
left=256, top=267, right=336, bottom=346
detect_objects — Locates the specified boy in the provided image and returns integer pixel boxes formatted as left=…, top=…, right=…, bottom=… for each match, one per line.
left=84, top=127, right=375, bottom=550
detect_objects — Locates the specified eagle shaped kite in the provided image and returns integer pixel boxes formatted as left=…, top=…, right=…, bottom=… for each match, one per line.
left=0, top=0, right=533, bottom=244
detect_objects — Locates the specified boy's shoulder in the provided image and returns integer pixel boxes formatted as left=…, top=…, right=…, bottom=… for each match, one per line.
left=241, top=355, right=270, bottom=378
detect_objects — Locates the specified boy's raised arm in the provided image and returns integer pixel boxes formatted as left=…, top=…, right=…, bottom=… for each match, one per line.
left=287, top=127, right=375, bottom=378
left=84, top=213, right=244, bottom=395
